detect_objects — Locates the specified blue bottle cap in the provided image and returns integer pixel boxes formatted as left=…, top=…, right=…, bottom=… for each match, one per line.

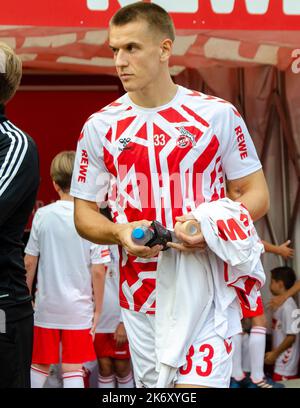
left=132, top=228, right=145, bottom=240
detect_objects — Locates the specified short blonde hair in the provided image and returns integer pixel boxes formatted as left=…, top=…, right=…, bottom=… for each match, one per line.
left=110, top=2, right=175, bottom=42
left=0, top=42, right=22, bottom=104
left=50, top=151, right=75, bottom=192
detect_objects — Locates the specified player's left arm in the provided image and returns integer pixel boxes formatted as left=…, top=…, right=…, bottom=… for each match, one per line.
left=169, top=169, right=269, bottom=251
left=90, top=263, right=107, bottom=338
left=226, top=169, right=269, bottom=221
left=170, top=105, right=269, bottom=250
left=223, top=102, right=269, bottom=222
left=265, top=335, right=296, bottom=365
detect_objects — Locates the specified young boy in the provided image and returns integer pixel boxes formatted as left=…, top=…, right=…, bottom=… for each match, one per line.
left=265, top=266, right=300, bottom=381
left=93, top=244, right=134, bottom=388
left=25, top=151, right=106, bottom=388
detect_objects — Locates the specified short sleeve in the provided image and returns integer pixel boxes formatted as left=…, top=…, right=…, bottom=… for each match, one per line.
left=25, top=210, right=41, bottom=256
left=218, top=104, right=262, bottom=181
left=282, top=300, right=298, bottom=335
left=70, top=116, right=110, bottom=205
left=90, top=244, right=111, bottom=264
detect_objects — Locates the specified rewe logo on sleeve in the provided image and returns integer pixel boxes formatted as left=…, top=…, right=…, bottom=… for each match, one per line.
left=78, top=150, right=89, bottom=183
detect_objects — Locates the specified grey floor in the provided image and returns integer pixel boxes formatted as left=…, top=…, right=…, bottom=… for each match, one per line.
left=279, top=379, right=300, bottom=388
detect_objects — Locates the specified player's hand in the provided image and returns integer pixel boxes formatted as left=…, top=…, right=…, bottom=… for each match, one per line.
left=278, top=240, right=294, bottom=259
left=167, top=214, right=207, bottom=252
left=90, top=311, right=100, bottom=341
left=268, top=294, right=287, bottom=311
left=116, top=220, right=163, bottom=258
left=264, top=351, right=277, bottom=365
left=114, top=322, right=127, bottom=347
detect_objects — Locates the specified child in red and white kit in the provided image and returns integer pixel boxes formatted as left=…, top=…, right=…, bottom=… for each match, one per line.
left=94, top=244, right=134, bottom=388
left=266, top=266, right=300, bottom=381
left=25, top=151, right=105, bottom=388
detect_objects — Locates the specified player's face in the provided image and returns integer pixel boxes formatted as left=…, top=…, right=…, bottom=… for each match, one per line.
left=109, top=20, right=163, bottom=93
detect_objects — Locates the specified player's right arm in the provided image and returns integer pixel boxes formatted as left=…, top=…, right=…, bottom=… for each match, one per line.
left=269, top=280, right=300, bottom=310
left=74, top=198, right=162, bottom=258
left=74, top=198, right=124, bottom=245
left=265, top=335, right=296, bottom=365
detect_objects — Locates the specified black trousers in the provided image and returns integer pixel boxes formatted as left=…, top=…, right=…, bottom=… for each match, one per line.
left=0, top=313, right=33, bottom=388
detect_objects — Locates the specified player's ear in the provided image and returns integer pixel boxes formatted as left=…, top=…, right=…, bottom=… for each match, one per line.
left=52, top=180, right=60, bottom=193
left=159, top=38, right=173, bottom=62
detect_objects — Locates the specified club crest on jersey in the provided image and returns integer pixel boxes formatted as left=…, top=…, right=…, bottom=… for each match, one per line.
left=118, top=137, right=132, bottom=151
left=176, top=127, right=196, bottom=149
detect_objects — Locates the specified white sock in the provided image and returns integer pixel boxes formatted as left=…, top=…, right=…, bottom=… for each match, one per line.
left=231, top=333, right=245, bottom=381
left=31, top=366, right=48, bottom=388
left=62, top=370, right=84, bottom=388
left=249, top=326, right=266, bottom=383
left=98, top=374, right=116, bottom=388
left=242, top=333, right=251, bottom=373
left=116, top=371, right=134, bottom=388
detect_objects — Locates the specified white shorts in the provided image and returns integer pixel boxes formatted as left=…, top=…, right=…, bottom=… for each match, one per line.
left=121, top=308, right=233, bottom=388
left=176, top=333, right=232, bottom=388
left=121, top=308, right=157, bottom=388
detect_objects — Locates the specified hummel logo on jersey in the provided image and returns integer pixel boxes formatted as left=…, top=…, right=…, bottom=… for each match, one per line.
left=118, top=137, right=132, bottom=151
left=176, top=127, right=196, bottom=148
left=224, top=339, right=233, bottom=354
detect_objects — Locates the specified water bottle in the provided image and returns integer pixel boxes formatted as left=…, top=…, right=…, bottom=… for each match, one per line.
left=131, top=225, right=154, bottom=246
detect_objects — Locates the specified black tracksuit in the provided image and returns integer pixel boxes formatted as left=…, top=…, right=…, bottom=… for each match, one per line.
left=0, top=104, right=39, bottom=387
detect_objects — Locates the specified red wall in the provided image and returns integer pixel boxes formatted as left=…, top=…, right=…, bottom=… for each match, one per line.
left=5, top=76, right=121, bottom=227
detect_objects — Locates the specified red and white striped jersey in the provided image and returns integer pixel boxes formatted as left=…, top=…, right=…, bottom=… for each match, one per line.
left=71, top=85, right=262, bottom=314
left=272, top=297, right=300, bottom=377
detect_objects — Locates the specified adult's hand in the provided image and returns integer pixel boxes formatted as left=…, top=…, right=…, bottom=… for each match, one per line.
left=117, top=220, right=163, bottom=258
left=167, top=214, right=207, bottom=252
left=89, top=310, right=100, bottom=341
left=264, top=351, right=277, bottom=365
left=268, top=294, right=287, bottom=310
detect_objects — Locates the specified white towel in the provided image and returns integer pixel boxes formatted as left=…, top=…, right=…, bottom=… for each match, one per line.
left=193, top=198, right=265, bottom=314
left=155, top=198, right=265, bottom=387
left=155, top=248, right=214, bottom=387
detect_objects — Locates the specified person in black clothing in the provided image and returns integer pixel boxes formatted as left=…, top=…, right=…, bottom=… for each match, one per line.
left=0, top=42, right=39, bottom=388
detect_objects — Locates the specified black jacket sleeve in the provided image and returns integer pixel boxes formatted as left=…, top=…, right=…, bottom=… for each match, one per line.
left=0, top=121, right=39, bottom=227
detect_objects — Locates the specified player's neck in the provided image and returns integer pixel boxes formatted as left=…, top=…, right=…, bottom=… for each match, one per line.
left=58, top=192, right=73, bottom=202
left=128, top=76, right=177, bottom=108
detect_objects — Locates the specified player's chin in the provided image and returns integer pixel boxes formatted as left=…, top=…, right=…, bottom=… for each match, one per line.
left=122, top=83, right=136, bottom=92
left=120, top=79, right=138, bottom=93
